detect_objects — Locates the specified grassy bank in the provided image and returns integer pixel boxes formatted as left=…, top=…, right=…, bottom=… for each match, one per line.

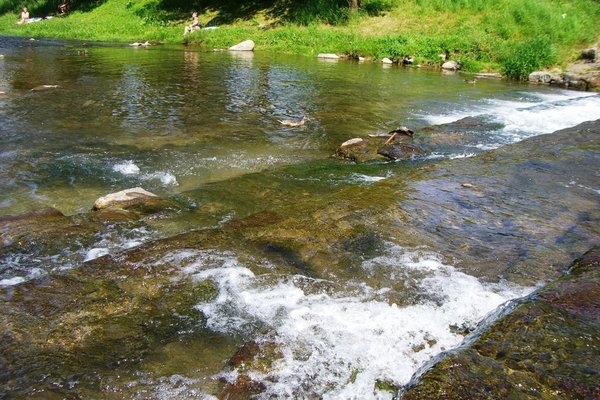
left=1, top=0, right=599, bottom=79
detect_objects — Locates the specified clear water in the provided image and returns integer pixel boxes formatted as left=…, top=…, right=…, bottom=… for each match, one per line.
left=1, top=35, right=599, bottom=399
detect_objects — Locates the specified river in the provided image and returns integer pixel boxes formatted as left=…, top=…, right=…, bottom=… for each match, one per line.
left=1, top=35, right=599, bottom=399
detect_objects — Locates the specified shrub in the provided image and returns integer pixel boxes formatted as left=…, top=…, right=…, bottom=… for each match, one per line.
left=501, top=38, right=556, bottom=80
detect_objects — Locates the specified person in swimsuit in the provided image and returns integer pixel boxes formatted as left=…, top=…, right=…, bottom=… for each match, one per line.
left=184, top=12, right=200, bottom=34
left=17, top=7, right=29, bottom=24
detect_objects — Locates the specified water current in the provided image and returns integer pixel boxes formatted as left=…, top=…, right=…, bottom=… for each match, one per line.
left=1, top=35, right=599, bottom=399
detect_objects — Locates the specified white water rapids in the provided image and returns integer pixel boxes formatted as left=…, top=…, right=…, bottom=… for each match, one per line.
left=151, top=245, right=534, bottom=399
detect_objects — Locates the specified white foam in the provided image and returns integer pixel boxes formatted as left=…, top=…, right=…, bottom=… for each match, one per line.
left=84, top=247, right=110, bottom=261
left=420, top=92, right=600, bottom=150
left=0, top=276, right=26, bottom=286
left=142, top=171, right=179, bottom=186
left=113, top=160, right=140, bottom=175
left=166, top=246, right=533, bottom=399
left=0, top=267, right=44, bottom=287
left=84, top=227, right=152, bottom=262
left=497, top=94, right=600, bottom=137
left=349, top=173, right=388, bottom=183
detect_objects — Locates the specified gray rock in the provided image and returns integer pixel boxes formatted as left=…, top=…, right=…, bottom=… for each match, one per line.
left=335, top=138, right=383, bottom=163
left=93, top=187, right=164, bottom=210
left=229, top=40, right=255, bottom=51
left=528, top=71, right=560, bottom=84
left=317, top=53, right=340, bottom=59
left=441, top=60, right=460, bottom=70
left=381, top=57, right=393, bottom=64
left=580, top=47, right=597, bottom=62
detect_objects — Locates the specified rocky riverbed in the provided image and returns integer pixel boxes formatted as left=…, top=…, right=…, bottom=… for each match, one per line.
left=1, top=118, right=599, bottom=398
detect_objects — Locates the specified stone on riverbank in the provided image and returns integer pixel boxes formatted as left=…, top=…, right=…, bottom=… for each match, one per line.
left=528, top=70, right=561, bottom=84
left=441, top=60, right=460, bottom=70
left=229, top=40, right=255, bottom=51
left=318, top=53, right=340, bottom=59
left=401, top=247, right=600, bottom=400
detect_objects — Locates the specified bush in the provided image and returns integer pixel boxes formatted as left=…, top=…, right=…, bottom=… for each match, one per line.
left=501, top=38, right=556, bottom=80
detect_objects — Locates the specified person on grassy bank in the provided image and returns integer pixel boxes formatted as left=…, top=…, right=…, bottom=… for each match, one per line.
left=17, top=7, right=29, bottom=25
left=184, top=12, right=200, bottom=34
left=59, top=1, right=69, bottom=15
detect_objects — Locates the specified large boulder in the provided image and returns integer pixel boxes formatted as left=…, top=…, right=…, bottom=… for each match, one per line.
left=229, top=40, right=255, bottom=51
left=562, top=63, right=600, bottom=90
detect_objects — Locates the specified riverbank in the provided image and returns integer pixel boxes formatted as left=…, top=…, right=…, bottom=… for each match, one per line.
left=1, top=0, right=600, bottom=80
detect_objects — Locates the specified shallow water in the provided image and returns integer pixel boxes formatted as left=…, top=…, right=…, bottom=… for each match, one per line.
left=1, top=35, right=599, bottom=399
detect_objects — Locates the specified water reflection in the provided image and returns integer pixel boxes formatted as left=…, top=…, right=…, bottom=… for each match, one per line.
left=1, top=35, right=598, bottom=218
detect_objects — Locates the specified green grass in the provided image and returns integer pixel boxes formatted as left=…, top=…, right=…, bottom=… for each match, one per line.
left=1, top=0, right=599, bottom=78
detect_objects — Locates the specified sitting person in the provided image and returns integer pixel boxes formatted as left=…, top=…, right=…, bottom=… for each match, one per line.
left=17, top=7, right=29, bottom=24
left=184, top=12, right=201, bottom=34
left=58, top=1, right=69, bottom=14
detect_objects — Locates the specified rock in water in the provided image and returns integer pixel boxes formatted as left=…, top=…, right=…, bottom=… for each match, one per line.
left=441, top=60, right=460, bottom=70
left=93, top=187, right=164, bottom=210
left=229, top=40, right=255, bottom=51
left=377, top=142, right=424, bottom=160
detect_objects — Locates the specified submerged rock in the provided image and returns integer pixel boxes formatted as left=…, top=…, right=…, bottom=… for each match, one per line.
left=93, top=187, right=170, bottom=212
left=401, top=247, right=600, bottom=400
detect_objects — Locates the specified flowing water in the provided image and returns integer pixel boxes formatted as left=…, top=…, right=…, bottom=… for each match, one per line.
left=1, top=35, right=599, bottom=399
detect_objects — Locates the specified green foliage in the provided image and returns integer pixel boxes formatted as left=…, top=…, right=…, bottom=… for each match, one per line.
left=1, top=0, right=599, bottom=79
left=287, top=0, right=350, bottom=25
left=500, top=38, right=557, bottom=80
left=361, top=0, right=396, bottom=15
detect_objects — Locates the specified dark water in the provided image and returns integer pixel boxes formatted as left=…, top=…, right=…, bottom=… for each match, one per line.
left=1, top=35, right=599, bottom=399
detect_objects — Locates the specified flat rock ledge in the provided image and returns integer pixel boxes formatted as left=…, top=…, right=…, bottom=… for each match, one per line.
left=401, top=246, right=600, bottom=399
left=93, top=187, right=166, bottom=211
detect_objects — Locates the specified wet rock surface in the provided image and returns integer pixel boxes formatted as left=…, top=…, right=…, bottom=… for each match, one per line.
left=0, top=120, right=599, bottom=397
left=335, top=127, right=423, bottom=162
left=401, top=246, right=600, bottom=400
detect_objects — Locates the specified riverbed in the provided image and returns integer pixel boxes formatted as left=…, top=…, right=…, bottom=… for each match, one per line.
left=1, top=35, right=599, bottom=399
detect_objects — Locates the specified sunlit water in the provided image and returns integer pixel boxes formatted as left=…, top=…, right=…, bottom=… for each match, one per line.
left=1, top=35, right=599, bottom=399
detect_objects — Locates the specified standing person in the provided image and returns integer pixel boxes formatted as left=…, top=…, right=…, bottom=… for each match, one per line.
left=17, top=7, right=29, bottom=24
left=184, top=12, right=200, bottom=34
